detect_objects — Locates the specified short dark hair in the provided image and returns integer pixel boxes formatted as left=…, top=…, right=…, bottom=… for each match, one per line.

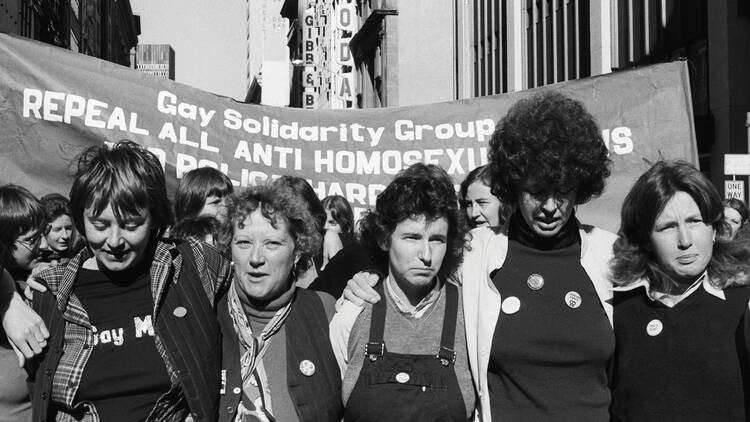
left=40, top=193, right=71, bottom=222
left=487, top=91, right=611, bottom=206
left=222, top=184, right=321, bottom=272
left=612, top=160, right=750, bottom=291
left=723, top=198, right=749, bottom=225
left=0, top=184, right=47, bottom=269
left=272, top=176, right=325, bottom=233
left=171, top=215, right=221, bottom=244
left=174, top=167, right=233, bottom=222
left=359, top=163, right=470, bottom=280
left=69, top=140, right=173, bottom=237
left=322, top=195, right=354, bottom=234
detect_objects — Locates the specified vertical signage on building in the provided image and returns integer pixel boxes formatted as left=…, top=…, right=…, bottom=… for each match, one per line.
left=302, top=4, right=318, bottom=109
left=332, top=0, right=357, bottom=108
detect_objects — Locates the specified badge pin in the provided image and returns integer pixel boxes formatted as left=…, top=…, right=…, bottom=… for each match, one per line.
left=501, top=296, right=521, bottom=314
left=395, top=372, right=410, bottom=383
left=299, top=359, right=316, bottom=376
left=646, top=319, right=663, bottom=336
left=173, top=306, right=187, bottom=317
left=564, top=291, right=582, bottom=309
left=232, top=387, right=241, bottom=394
left=220, top=370, right=226, bottom=394
left=526, top=274, right=545, bottom=290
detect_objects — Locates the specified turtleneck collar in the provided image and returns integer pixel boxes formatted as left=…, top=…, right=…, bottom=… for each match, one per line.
left=233, top=279, right=296, bottom=322
left=508, top=210, right=580, bottom=250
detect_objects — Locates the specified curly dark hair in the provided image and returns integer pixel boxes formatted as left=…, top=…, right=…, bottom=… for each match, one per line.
left=221, top=184, right=321, bottom=273
left=487, top=91, right=611, bottom=206
left=611, top=160, right=750, bottom=292
left=359, top=163, right=470, bottom=281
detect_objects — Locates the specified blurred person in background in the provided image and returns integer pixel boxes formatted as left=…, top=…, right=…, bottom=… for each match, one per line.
left=174, top=166, right=234, bottom=225
left=722, top=198, right=748, bottom=240
left=320, top=194, right=355, bottom=269
left=459, top=165, right=509, bottom=229
left=39, top=193, right=79, bottom=261
left=0, top=184, right=48, bottom=422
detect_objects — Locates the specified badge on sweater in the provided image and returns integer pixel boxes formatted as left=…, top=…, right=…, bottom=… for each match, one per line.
left=527, top=274, right=544, bottom=290
left=646, top=319, right=663, bottom=336
left=564, top=291, right=582, bottom=308
left=501, top=296, right=521, bottom=314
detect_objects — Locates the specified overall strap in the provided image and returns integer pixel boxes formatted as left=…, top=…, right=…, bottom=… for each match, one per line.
left=365, top=281, right=387, bottom=359
left=437, top=281, right=458, bottom=366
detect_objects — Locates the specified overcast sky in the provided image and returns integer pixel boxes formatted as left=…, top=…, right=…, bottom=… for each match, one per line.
left=130, top=0, right=247, bottom=101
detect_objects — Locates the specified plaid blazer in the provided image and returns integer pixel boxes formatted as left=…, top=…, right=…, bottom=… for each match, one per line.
left=26, top=238, right=232, bottom=422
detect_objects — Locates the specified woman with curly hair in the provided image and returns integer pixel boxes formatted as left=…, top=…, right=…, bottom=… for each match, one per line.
left=330, top=163, right=475, bottom=421
left=461, top=91, right=616, bottom=421
left=342, top=92, right=615, bottom=420
left=217, top=184, right=343, bottom=422
left=609, top=161, right=750, bottom=421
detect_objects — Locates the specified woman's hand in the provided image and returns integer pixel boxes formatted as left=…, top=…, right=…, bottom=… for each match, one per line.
left=23, top=261, right=53, bottom=300
left=337, top=271, right=381, bottom=309
left=3, top=291, right=49, bottom=366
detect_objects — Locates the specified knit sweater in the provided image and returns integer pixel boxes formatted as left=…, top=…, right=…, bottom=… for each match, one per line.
left=611, top=284, right=750, bottom=421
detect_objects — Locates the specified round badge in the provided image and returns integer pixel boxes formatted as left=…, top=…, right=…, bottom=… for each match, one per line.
left=501, top=296, right=521, bottom=314
left=564, top=291, right=582, bottom=309
left=526, top=274, right=545, bottom=291
left=395, top=372, right=410, bottom=383
left=173, top=306, right=187, bottom=317
left=299, top=359, right=316, bottom=377
left=646, top=319, right=663, bottom=336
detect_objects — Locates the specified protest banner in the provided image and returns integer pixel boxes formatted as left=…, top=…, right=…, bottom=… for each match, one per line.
left=0, top=33, right=697, bottom=232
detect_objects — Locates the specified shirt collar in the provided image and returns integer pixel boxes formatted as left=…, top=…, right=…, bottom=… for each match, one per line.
left=385, top=275, right=442, bottom=318
left=613, top=271, right=725, bottom=303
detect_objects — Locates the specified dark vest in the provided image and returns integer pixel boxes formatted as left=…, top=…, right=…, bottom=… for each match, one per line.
left=27, top=242, right=222, bottom=422
left=218, top=288, right=343, bottom=422
left=611, top=285, right=750, bottom=422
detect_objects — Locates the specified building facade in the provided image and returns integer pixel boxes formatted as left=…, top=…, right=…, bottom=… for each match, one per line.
left=0, top=0, right=140, bottom=67
left=245, top=0, right=291, bottom=105
left=135, top=44, right=175, bottom=80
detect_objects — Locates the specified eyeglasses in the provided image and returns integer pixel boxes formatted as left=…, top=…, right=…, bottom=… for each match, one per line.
left=15, top=232, right=43, bottom=254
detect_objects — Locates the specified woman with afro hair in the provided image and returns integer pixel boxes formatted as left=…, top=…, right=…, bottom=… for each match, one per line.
left=461, top=91, right=617, bottom=421
left=342, top=91, right=616, bottom=421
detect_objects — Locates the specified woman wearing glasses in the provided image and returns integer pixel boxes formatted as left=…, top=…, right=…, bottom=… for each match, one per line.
left=0, top=184, right=48, bottom=422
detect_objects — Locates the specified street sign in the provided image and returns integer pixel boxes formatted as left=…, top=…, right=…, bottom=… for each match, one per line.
left=725, top=180, right=745, bottom=199
left=724, top=154, right=750, bottom=175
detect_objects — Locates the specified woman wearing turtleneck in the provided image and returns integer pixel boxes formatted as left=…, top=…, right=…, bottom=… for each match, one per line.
left=217, top=185, right=342, bottom=422
left=461, top=92, right=617, bottom=421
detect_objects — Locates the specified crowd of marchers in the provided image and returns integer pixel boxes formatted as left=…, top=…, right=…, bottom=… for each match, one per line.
left=1, top=91, right=750, bottom=422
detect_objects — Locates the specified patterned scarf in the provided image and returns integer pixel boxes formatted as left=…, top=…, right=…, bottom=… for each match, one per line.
left=228, top=282, right=294, bottom=421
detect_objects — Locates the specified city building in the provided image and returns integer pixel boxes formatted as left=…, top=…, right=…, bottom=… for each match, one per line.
left=454, top=0, right=742, bottom=193
left=135, top=44, right=175, bottom=80
left=282, top=0, right=456, bottom=109
left=245, top=0, right=291, bottom=106
left=0, top=0, right=140, bottom=67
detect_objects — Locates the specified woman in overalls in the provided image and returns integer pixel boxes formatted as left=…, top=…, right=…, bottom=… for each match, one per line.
left=330, top=163, right=475, bottom=421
